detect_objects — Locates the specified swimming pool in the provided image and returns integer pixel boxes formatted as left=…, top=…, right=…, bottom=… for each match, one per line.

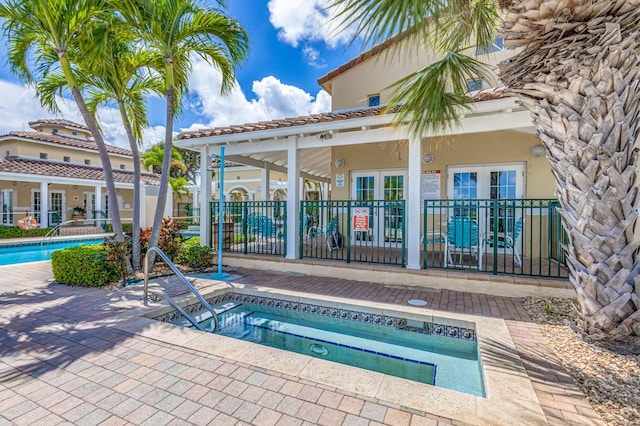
left=154, top=292, right=485, bottom=397
left=0, top=238, right=105, bottom=265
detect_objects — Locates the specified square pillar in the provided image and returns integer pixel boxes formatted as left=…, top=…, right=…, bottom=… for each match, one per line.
left=199, top=145, right=212, bottom=247
left=407, top=136, right=422, bottom=269
left=39, top=180, right=49, bottom=227
left=286, top=136, right=300, bottom=259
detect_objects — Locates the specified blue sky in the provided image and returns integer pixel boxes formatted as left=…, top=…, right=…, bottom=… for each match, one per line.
left=0, top=0, right=362, bottom=149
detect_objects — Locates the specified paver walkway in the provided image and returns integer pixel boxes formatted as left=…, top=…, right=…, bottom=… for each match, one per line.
left=0, top=263, right=600, bottom=425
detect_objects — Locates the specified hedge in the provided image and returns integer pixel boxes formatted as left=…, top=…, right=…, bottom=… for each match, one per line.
left=51, top=244, right=119, bottom=287
left=0, top=225, right=51, bottom=239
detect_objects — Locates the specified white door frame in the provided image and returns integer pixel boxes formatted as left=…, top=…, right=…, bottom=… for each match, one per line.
left=50, top=190, right=66, bottom=223
left=1, top=189, right=13, bottom=225
left=351, top=169, right=407, bottom=247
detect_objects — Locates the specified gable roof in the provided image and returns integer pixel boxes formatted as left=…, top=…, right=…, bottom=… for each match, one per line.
left=2, top=131, right=132, bottom=156
left=28, top=118, right=89, bottom=131
left=0, top=156, right=159, bottom=185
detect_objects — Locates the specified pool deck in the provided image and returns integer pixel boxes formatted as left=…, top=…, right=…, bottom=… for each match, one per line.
left=0, top=262, right=602, bottom=425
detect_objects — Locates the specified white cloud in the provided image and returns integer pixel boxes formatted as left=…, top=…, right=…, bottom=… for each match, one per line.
left=267, top=0, right=353, bottom=48
left=0, top=58, right=333, bottom=149
left=182, top=57, right=331, bottom=132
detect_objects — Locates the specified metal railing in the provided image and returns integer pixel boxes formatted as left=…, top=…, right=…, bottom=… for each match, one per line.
left=300, top=200, right=406, bottom=267
left=143, top=246, right=219, bottom=332
left=211, top=201, right=286, bottom=256
left=422, top=198, right=567, bottom=278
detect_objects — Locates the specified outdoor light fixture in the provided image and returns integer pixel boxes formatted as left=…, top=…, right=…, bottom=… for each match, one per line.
left=334, top=158, right=345, bottom=169
left=422, top=153, right=434, bottom=164
left=530, top=144, right=546, bottom=157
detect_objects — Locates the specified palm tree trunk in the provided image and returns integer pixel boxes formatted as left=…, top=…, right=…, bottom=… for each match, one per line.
left=68, top=86, right=124, bottom=240
left=501, top=0, right=640, bottom=337
left=118, top=101, right=142, bottom=270
left=147, top=77, right=176, bottom=268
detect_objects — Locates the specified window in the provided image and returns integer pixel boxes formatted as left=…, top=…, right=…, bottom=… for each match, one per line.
left=120, top=164, right=126, bottom=170
left=63, top=156, right=70, bottom=162
left=368, top=94, right=381, bottom=107
left=467, top=79, right=483, bottom=92
left=72, top=131, right=78, bottom=136
left=40, top=153, right=48, bottom=160
left=5, top=151, right=9, bottom=157
left=52, top=128, right=58, bottom=134
left=84, top=159, right=91, bottom=165
left=475, top=36, right=506, bottom=55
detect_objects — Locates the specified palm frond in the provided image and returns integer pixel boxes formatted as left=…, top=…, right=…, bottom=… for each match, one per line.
left=386, top=51, right=493, bottom=136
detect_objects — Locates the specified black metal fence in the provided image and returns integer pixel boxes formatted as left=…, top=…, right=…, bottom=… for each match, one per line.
left=211, top=201, right=286, bottom=256
left=423, top=199, right=568, bottom=278
left=299, top=200, right=406, bottom=266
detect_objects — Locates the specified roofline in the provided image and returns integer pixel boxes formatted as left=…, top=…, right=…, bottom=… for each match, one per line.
left=0, top=134, right=133, bottom=158
left=176, top=97, right=522, bottom=148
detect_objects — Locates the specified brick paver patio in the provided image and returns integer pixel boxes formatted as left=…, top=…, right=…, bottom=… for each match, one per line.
left=0, top=262, right=600, bottom=425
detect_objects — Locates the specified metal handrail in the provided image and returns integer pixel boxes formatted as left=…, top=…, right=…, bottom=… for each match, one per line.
left=40, top=217, right=113, bottom=254
left=143, top=246, right=219, bottom=332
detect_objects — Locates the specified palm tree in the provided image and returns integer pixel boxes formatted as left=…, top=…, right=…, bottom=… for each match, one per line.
left=331, top=0, right=640, bottom=337
left=0, top=0, right=125, bottom=239
left=68, top=28, right=162, bottom=270
left=120, top=0, right=248, bottom=266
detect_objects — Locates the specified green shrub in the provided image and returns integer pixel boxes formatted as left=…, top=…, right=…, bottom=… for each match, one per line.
left=0, top=225, right=51, bottom=239
left=104, top=223, right=133, bottom=233
left=232, top=234, right=255, bottom=244
left=176, top=237, right=214, bottom=268
left=51, top=244, right=119, bottom=287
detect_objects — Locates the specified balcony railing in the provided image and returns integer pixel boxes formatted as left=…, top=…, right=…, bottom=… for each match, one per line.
left=423, top=199, right=567, bottom=278
left=210, top=201, right=286, bottom=256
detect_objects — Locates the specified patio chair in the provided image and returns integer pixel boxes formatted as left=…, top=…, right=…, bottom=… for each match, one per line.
left=484, top=217, right=523, bottom=267
left=325, top=216, right=343, bottom=252
left=247, top=215, right=283, bottom=252
left=445, top=216, right=483, bottom=269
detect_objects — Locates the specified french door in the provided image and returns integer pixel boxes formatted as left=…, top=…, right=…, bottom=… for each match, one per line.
left=447, top=163, right=525, bottom=250
left=1, top=189, right=13, bottom=225
left=51, top=191, right=66, bottom=224
left=351, top=170, right=406, bottom=247
left=84, top=192, right=96, bottom=219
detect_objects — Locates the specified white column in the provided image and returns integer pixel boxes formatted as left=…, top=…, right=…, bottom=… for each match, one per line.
left=261, top=166, right=270, bottom=201
left=94, top=185, right=103, bottom=214
left=191, top=189, right=198, bottom=216
left=139, top=185, right=147, bottom=228
left=39, top=180, right=49, bottom=227
left=321, top=182, right=329, bottom=200
left=164, top=187, right=173, bottom=217
left=407, top=136, right=422, bottom=269
left=199, top=146, right=212, bottom=247
left=286, top=137, right=300, bottom=259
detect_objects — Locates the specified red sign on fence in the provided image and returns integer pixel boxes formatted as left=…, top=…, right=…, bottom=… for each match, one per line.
left=352, top=207, right=369, bottom=231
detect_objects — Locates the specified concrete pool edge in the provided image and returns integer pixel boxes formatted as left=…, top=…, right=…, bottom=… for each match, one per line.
left=114, top=280, right=547, bottom=425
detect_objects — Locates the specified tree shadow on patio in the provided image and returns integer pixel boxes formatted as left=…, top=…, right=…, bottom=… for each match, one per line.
left=0, top=283, right=145, bottom=385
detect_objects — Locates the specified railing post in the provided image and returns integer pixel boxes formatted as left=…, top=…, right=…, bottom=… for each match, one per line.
left=243, top=202, right=248, bottom=254
left=492, top=199, right=499, bottom=275
left=346, top=200, right=351, bottom=263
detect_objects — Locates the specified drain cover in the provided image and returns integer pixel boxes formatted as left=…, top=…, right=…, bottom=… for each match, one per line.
left=407, top=299, right=428, bottom=306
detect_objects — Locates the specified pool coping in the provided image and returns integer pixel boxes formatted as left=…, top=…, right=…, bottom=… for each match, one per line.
left=112, top=278, right=547, bottom=425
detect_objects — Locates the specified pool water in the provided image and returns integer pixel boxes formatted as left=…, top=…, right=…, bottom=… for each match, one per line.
left=168, top=296, right=485, bottom=397
left=0, top=238, right=105, bottom=265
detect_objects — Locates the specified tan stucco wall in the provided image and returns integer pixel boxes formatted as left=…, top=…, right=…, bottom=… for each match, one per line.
left=330, top=130, right=554, bottom=200
left=328, top=39, right=517, bottom=111
left=5, top=138, right=134, bottom=169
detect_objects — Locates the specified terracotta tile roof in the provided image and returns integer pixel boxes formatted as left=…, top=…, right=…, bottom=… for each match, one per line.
left=28, top=118, right=89, bottom=131
left=179, top=87, right=507, bottom=140
left=3, top=131, right=132, bottom=156
left=0, top=156, right=160, bottom=185
left=179, top=106, right=399, bottom=139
